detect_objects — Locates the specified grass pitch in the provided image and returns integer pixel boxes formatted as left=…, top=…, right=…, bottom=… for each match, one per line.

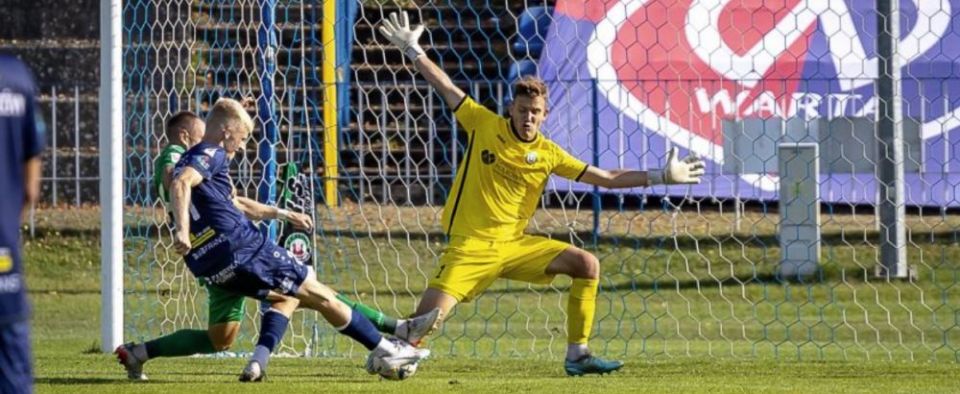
left=23, top=207, right=960, bottom=393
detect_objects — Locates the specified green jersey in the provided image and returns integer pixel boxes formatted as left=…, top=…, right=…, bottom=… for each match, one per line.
left=153, top=144, right=186, bottom=203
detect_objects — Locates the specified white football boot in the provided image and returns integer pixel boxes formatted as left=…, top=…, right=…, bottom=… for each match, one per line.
left=396, top=307, right=443, bottom=346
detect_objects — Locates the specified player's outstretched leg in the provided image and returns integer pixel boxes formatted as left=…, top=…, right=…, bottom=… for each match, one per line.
left=293, top=277, right=437, bottom=375
left=239, top=296, right=299, bottom=382
left=116, top=285, right=245, bottom=381
left=115, top=327, right=224, bottom=381
left=335, top=293, right=443, bottom=345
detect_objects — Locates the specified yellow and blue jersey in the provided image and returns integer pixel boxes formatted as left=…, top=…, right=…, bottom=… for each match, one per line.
left=441, top=97, right=588, bottom=241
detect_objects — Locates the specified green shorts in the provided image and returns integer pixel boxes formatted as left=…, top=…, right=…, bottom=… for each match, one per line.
left=206, top=283, right=246, bottom=325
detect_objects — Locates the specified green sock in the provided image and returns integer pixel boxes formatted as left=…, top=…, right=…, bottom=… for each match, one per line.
left=144, top=329, right=216, bottom=359
left=336, top=294, right=398, bottom=333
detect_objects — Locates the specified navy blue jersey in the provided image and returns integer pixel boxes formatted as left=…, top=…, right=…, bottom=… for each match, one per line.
left=173, top=141, right=264, bottom=276
left=0, top=55, right=44, bottom=324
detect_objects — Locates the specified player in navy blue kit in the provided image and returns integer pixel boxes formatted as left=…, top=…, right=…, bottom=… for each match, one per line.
left=167, top=98, right=435, bottom=377
left=0, top=54, right=45, bottom=394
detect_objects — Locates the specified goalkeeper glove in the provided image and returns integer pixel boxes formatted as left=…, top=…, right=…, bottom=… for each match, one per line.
left=378, top=11, right=426, bottom=61
left=648, top=147, right=706, bottom=185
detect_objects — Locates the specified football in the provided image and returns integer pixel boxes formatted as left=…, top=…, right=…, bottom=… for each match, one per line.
left=378, top=359, right=418, bottom=381
left=365, top=338, right=421, bottom=381
left=366, top=350, right=419, bottom=381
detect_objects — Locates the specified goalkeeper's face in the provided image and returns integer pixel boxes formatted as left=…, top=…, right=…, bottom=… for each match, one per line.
left=509, top=95, right=547, bottom=136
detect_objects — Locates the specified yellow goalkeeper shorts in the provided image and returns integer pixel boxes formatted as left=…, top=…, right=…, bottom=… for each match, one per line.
left=428, top=235, right=571, bottom=302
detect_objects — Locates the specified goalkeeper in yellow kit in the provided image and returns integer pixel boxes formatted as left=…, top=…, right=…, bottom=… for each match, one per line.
left=379, top=12, right=706, bottom=376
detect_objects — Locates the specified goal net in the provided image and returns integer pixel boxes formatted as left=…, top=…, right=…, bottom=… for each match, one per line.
left=121, top=0, right=960, bottom=361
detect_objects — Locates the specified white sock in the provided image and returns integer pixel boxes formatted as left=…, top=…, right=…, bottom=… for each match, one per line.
left=566, top=343, right=589, bottom=361
left=374, top=337, right=399, bottom=356
left=394, top=319, right=409, bottom=337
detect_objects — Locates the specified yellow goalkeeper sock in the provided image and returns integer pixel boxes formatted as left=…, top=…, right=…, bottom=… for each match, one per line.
left=567, top=278, right=599, bottom=346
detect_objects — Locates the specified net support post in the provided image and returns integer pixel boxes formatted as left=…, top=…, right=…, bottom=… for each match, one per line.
left=322, top=0, right=339, bottom=207
left=257, top=0, right=279, bottom=240
left=591, top=78, right=600, bottom=246
left=876, top=0, right=909, bottom=279
left=777, top=143, right=820, bottom=280
left=99, top=0, right=124, bottom=353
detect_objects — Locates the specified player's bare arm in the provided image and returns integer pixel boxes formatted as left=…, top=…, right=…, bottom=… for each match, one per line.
left=169, top=166, right=204, bottom=255
left=379, top=11, right=465, bottom=107
left=22, top=156, right=41, bottom=216
left=232, top=195, right=313, bottom=230
left=578, top=147, right=706, bottom=188
left=161, top=164, right=176, bottom=194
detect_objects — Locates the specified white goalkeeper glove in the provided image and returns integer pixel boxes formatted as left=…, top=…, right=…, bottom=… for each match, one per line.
left=648, top=147, right=706, bottom=185
left=378, top=11, right=425, bottom=61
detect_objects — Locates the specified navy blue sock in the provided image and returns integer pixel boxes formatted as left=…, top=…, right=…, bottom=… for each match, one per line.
left=338, top=308, right=383, bottom=350
left=252, top=309, right=289, bottom=370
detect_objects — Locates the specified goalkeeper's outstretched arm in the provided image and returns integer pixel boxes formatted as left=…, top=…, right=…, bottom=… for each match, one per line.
left=578, top=147, right=706, bottom=188
left=378, top=11, right=465, bottom=108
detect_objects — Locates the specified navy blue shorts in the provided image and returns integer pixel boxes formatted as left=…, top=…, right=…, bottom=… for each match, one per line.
left=200, top=242, right=308, bottom=300
left=0, top=320, right=32, bottom=394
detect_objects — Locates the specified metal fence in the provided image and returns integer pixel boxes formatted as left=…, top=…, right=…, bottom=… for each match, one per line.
left=35, top=85, right=100, bottom=207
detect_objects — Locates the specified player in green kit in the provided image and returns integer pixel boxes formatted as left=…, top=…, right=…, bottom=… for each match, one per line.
left=116, top=111, right=440, bottom=381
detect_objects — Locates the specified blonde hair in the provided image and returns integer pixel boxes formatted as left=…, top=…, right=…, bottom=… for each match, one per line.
left=206, top=98, right=254, bottom=136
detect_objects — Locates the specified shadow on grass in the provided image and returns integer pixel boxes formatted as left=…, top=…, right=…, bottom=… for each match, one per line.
left=35, top=377, right=148, bottom=385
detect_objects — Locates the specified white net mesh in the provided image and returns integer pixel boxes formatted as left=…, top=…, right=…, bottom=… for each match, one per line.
left=122, top=0, right=960, bottom=360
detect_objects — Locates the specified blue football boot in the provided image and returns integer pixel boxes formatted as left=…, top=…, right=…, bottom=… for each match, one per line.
left=564, top=355, right=624, bottom=376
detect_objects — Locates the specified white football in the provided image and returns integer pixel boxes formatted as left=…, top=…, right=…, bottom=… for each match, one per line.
left=378, top=359, right=418, bottom=381
left=365, top=339, right=422, bottom=381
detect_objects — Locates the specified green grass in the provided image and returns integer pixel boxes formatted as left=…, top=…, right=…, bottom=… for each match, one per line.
left=22, top=207, right=960, bottom=392
left=26, top=293, right=960, bottom=394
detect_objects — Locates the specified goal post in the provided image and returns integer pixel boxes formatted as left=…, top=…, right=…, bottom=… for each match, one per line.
left=99, top=0, right=123, bottom=353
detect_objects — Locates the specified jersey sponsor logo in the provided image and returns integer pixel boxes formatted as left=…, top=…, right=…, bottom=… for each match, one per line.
left=202, top=262, right=237, bottom=286
left=481, top=149, right=497, bottom=164
left=492, top=161, right=524, bottom=184
left=0, top=90, right=26, bottom=117
left=587, top=0, right=955, bottom=164
left=203, top=148, right=218, bottom=157
left=0, top=248, right=12, bottom=273
left=190, top=227, right=217, bottom=247
left=283, top=232, right=312, bottom=264
left=189, top=235, right=226, bottom=260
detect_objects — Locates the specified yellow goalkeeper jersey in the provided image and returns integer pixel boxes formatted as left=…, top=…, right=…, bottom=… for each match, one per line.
left=441, top=97, right=589, bottom=240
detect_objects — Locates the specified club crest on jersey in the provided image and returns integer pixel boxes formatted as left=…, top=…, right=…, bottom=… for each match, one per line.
left=525, top=151, right=538, bottom=164
left=283, top=232, right=312, bottom=264
left=0, top=248, right=11, bottom=273
left=193, top=155, right=211, bottom=170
